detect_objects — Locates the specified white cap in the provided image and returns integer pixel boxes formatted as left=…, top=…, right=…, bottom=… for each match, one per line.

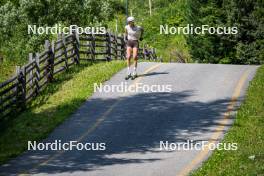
left=127, top=16, right=135, bottom=22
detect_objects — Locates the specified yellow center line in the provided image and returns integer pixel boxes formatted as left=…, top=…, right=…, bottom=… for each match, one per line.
left=177, top=68, right=252, bottom=176
left=18, top=63, right=162, bottom=175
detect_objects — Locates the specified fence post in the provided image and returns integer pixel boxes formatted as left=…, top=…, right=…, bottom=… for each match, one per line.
left=51, top=41, right=55, bottom=78
left=73, top=29, right=80, bottom=64
left=106, top=32, right=112, bottom=61
left=143, top=44, right=146, bottom=60
left=15, top=66, right=21, bottom=111
left=152, top=48, right=157, bottom=61
left=114, top=33, right=118, bottom=60
left=16, top=66, right=26, bottom=109
left=61, top=33, right=69, bottom=70
left=34, top=52, right=40, bottom=95
left=45, top=40, right=54, bottom=82
left=160, top=55, right=163, bottom=62
left=57, top=34, right=63, bottom=64
left=21, top=66, right=26, bottom=105
left=91, top=34, right=95, bottom=60
left=122, top=34, right=126, bottom=60
left=28, top=53, right=34, bottom=87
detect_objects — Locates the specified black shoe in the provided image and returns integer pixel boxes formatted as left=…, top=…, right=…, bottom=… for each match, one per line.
left=131, top=74, right=137, bottom=80
left=125, top=74, right=131, bottom=80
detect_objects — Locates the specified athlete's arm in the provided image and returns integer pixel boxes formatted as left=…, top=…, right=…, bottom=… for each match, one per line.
left=124, top=27, right=128, bottom=41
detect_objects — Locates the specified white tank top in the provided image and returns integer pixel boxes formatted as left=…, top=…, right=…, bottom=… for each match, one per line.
left=125, top=25, right=142, bottom=41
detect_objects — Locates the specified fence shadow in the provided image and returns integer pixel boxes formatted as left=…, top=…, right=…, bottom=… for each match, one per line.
left=0, top=90, right=236, bottom=175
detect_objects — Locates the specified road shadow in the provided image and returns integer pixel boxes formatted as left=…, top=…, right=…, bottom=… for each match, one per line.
left=0, top=90, right=239, bottom=175
left=137, top=72, right=169, bottom=78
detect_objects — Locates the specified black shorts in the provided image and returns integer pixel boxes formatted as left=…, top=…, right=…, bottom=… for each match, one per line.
left=126, top=40, right=139, bottom=48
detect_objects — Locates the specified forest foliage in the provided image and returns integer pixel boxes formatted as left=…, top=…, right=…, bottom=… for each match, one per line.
left=0, top=0, right=263, bottom=81
left=125, top=0, right=264, bottom=64
left=186, top=0, right=264, bottom=64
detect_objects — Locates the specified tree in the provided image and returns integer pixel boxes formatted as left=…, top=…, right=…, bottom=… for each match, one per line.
left=186, top=0, right=264, bottom=64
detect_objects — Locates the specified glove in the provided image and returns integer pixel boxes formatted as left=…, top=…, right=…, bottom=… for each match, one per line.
left=139, top=37, right=143, bottom=41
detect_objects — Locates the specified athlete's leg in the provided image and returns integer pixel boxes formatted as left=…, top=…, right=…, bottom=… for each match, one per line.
left=125, top=46, right=133, bottom=79
left=125, top=46, right=132, bottom=80
left=132, top=47, right=138, bottom=77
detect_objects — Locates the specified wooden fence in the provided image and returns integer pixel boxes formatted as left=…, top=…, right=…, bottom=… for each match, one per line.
left=0, top=32, right=159, bottom=120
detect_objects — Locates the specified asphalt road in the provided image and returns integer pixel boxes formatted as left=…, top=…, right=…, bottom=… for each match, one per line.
left=0, top=62, right=258, bottom=176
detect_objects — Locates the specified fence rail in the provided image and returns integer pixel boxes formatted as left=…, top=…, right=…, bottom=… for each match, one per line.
left=0, top=31, right=159, bottom=120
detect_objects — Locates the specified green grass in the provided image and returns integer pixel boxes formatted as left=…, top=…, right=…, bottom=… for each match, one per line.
left=0, top=62, right=17, bottom=83
left=192, top=65, right=264, bottom=176
left=0, top=60, right=126, bottom=164
left=0, top=57, right=28, bottom=82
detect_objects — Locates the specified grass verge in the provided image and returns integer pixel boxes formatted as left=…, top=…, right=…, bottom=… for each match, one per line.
left=192, top=65, right=264, bottom=176
left=0, top=60, right=126, bottom=164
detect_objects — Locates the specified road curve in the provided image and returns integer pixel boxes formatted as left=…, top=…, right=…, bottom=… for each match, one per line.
left=0, top=62, right=258, bottom=176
